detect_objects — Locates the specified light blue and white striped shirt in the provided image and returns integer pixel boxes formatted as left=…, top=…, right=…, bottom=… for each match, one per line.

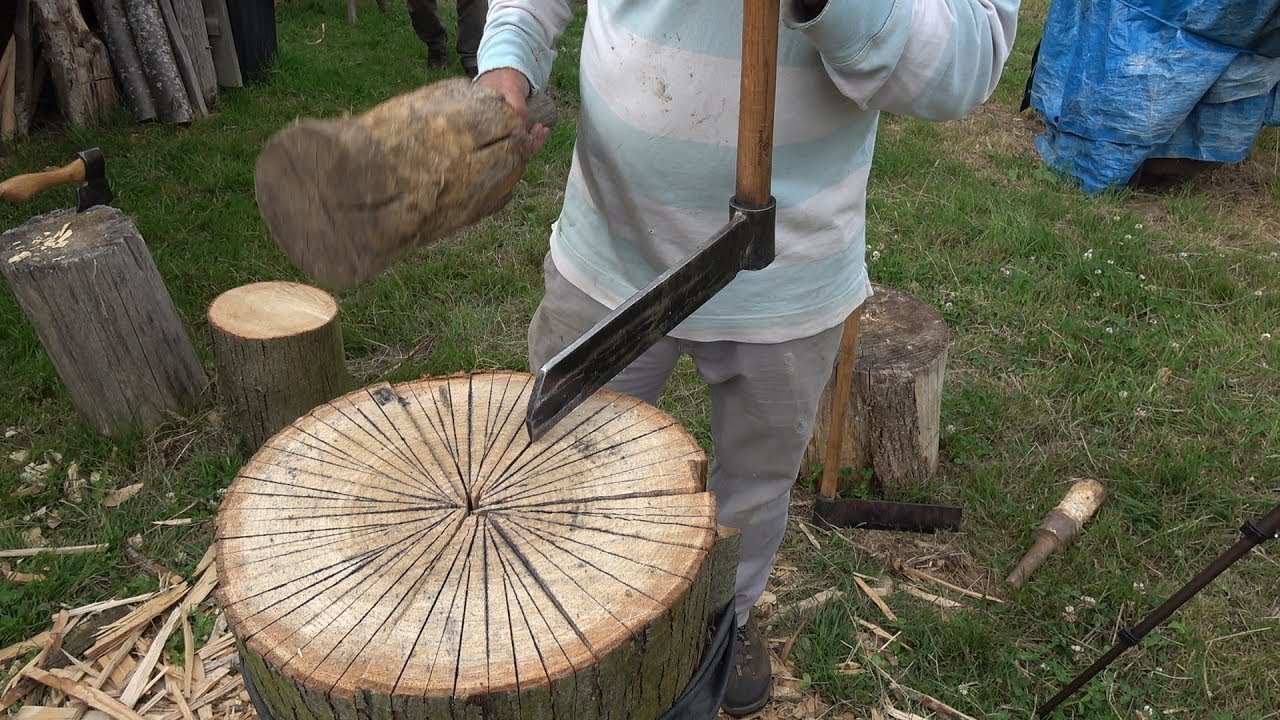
left=477, top=0, right=1020, bottom=343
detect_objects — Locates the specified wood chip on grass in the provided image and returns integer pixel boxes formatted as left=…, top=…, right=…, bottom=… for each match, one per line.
left=0, top=547, right=253, bottom=720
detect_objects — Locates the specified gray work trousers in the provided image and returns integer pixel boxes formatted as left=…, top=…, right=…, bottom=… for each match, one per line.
left=527, top=254, right=847, bottom=626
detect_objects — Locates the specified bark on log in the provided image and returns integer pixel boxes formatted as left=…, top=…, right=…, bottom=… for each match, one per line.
left=12, top=0, right=37, bottom=137
left=215, top=372, right=733, bottom=719
left=170, top=0, right=218, bottom=107
left=255, top=78, right=557, bottom=289
left=157, top=0, right=209, bottom=118
left=124, top=0, right=193, bottom=124
left=202, top=0, right=243, bottom=88
left=31, top=0, right=118, bottom=128
left=207, top=281, right=353, bottom=452
left=1, top=38, right=16, bottom=142
left=804, top=284, right=951, bottom=495
left=0, top=206, right=210, bottom=436
left=88, top=0, right=159, bottom=122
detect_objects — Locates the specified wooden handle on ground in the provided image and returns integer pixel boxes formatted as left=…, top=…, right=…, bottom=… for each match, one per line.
left=818, top=307, right=864, bottom=499
left=0, top=158, right=87, bottom=204
left=735, top=0, right=781, bottom=207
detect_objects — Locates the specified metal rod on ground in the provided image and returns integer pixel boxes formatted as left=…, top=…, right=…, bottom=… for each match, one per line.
left=1035, top=503, right=1280, bottom=717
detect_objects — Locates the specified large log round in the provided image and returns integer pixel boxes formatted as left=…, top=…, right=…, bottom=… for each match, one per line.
left=214, top=372, right=728, bottom=719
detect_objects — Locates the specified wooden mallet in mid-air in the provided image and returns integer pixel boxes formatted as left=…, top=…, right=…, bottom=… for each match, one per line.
left=1006, top=478, right=1107, bottom=588
left=253, top=78, right=557, bottom=290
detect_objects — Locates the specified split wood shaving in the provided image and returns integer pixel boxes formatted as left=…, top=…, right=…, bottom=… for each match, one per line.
left=0, top=548, right=255, bottom=720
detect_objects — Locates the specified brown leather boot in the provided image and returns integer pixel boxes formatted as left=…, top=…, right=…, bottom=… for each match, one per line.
left=721, top=615, right=771, bottom=716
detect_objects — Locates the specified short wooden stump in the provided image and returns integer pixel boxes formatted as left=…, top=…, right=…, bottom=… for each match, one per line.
left=804, top=284, right=951, bottom=495
left=214, top=371, right=731, bottom=719
left=208, top=280, right=352, bottom=452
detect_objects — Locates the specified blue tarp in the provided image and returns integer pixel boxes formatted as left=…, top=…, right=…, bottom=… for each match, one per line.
left=1028, top=0, right=1280, bottom=195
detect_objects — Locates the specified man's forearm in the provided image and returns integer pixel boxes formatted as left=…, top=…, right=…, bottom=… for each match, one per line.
left=476, top=1, right=576, bottom=96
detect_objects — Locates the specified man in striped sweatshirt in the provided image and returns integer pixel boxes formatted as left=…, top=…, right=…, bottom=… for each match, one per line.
left=475, top=0, right=1019, bottom=713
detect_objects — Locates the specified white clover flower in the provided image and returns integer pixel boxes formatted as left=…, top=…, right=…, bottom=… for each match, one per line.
left=871, top=250, right=881, bottom=260
left=1264, top=333, right=1273, bottom=341
left=1124, top=234, right=1132, bottom=240
left=1255, top=290, right=1264, bottom=297
left=1105, top=327, right=1114, bottom=334
left=1095, top=269, right=1103, bottom=275
left=944, top=302, right=954, bottom=310
left=1139, top=274, right=1146, bottom=280
left=1135, top=223, right=1144, bottom=230
left=1107, top=259, right=1115, bottom=265
left=1000, top=267, right=1011, bottom=276
left=1119, top=390, right=1128, bottom=398
left=1179, top=252, right=1189, bottom=258
left=1083, top=249, right=1093, bottom=260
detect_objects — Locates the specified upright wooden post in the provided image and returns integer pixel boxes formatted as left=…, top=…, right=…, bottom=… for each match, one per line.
left=0, top=206, right=209, bottom=435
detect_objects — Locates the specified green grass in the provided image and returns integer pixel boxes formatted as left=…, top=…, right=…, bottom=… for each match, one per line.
left=2, top=1, right=1277, bottom=718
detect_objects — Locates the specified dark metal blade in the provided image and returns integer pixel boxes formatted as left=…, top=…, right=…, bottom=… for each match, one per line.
left=74, top=147, right=112, bottom=212
left=525, top=201, right=773, bottom=441
left=812, top=496, right=964, bottom=533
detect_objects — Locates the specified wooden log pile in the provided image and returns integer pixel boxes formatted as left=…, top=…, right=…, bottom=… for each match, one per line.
left=0, top=546, right=257, bottom=720
left=1, top=0, right=243, bottom=141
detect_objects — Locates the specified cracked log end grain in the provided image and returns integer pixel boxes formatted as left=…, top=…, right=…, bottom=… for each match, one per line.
left=214, top=371, right=729, bottom=720
left=254, top=78, right=549, bottom=290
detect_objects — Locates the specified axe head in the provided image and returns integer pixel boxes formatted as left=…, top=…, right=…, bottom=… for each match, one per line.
left=75, top=148, right=114, bottom=212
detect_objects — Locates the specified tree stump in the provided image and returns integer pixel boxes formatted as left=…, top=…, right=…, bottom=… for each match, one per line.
left=0, top=206, right=209, bottom=435
left=214, top=372, right=735, bottom=720
left=207, top=280, right=352, bottom=452
left=803, top=284, right=951, bottom=495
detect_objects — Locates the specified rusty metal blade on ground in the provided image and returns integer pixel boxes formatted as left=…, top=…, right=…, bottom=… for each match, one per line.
left=812, top=496, right=964, bottom=534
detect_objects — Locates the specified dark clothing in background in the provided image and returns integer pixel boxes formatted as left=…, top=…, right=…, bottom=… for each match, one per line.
left=406, top=0, right=488, bottom=73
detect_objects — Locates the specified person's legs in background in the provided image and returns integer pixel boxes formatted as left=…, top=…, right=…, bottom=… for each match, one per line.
left=405, top=0, right=450, bottom=68
left=455, top=0, right=489, bottom=77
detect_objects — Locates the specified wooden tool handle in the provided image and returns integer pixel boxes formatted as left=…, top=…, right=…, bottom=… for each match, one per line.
left=0, top=159, right=87, bottom=204
left=735, top=0, right=782, bottom=208
left=818, top=307, right=864, bottom=499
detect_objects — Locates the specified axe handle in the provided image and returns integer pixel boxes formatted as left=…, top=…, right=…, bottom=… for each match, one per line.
left=818, top=307, right=864, bottom=500
left=735, top=0, right=781, bottom=207
left=0, top=158, right=87, bottom=204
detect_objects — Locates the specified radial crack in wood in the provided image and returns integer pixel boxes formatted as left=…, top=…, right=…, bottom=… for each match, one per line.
left=215, top=372, right=728, bottom=719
